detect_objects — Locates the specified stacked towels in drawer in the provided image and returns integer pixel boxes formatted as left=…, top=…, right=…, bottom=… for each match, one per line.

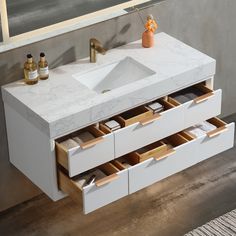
left=186, top=121, right=217, bottom=137
left=60, top=131, right=96, bottom=149
left=171, top=87, right=205, bottom=103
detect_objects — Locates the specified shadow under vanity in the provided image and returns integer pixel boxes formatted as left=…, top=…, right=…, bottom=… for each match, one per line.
left=56, top=81, right=234, bottom=214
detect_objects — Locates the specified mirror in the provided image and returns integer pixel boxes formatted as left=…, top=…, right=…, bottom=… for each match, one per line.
left=6, top=0, right=162, bottom=37
left=0, top=13, right=2, bottom=42
left=0, top=0, right=163, bottom=52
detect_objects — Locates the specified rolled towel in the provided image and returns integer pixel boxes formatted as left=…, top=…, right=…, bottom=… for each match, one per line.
left=60, top=138, right=78, bottom=150
left=73, top=131, right=95, bottom=144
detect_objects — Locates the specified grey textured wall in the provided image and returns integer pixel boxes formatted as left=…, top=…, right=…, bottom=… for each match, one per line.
left=0, top=0, right=236, bottom=211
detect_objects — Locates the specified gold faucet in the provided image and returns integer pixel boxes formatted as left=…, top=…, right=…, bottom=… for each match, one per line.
left=90, top=38, right=106, bottom=63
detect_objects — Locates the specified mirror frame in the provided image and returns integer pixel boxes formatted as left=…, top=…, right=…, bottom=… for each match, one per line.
left=0, top=0, right=152, bottom=52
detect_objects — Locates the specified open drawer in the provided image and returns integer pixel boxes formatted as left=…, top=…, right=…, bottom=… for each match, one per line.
left=112, top=98, right=185, bottom=157
left=113, top=132, right=198, bottom=194
left=169, top=83, right=222, bottom=128
left=185, top=117, right=235, bottom=162
left=56, top=125, right=114, bottom=177
left=58, top=162, right=128, bottom=214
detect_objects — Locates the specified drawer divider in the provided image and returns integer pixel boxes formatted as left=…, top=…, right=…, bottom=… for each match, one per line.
left=193, top=92, right=214, bottom=104
left=139, top=113, right=161, bottom=126
left=95, top=173, right=119, bottom=187
left=79, top=136, right=104, bottom=149
left=153, top=149, right=176, bottom=161
left=207, top=126, right=228, bottom=138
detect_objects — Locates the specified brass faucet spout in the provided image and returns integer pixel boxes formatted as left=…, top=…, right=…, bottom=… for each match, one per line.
left=90, top=38, right=106, bottom=63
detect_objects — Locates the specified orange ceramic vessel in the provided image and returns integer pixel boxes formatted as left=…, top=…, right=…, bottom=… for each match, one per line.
left=142, top=30, right=154, bottom=48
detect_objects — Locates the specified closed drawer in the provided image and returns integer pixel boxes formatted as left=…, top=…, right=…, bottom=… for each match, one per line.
left=58, top=162, right=128, bottom=214
left=56, top=125, right=114, bottom=177
left=190, top=117, right=235, bottom=162
left=113, top=98, right=185, bottom=157
left=169, top=83, right=222, bottom=128
left=114, top=132, right=198, bottom=194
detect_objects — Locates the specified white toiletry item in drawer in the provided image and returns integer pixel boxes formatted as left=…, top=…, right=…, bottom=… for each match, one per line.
left=113, top=99, right=185, bottom=158
left=169, top=83, right=222, bottom=128
left=58, top=162, right=128, bottom=214
left=193, top=117, right=235, bottom=162
left=56, top=125, right=114, bottom=177
left=114, top=132, right=198, bottom=194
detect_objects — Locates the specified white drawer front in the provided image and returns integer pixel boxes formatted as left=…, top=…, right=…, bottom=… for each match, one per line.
left=114, top=105, right=185, bottom=158
left=68, top=133, right=114, bottom=177
left=128, top=140, right=198, bottom=194
left=184, top=89, right=222, bottom=127
left=82, top=169, right=128, bottom=214
left=196, top=122, right=235, bottom=162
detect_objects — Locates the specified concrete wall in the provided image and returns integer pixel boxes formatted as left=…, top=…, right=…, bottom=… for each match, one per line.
left=1, top=0, right=236, bottom=211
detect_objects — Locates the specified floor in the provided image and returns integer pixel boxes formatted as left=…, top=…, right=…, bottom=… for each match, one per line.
left=0, top=114, right=236, bottom=236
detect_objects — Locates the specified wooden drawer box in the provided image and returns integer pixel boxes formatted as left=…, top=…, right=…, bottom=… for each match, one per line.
left=169, top=83, right=222, bottom=128
left=114, top=117, right=234, bottom=195
left=58, top=118, right=235, bottom=212
left=193, top=117, right=235, bottom=162
left=113, top=98, right=185, bottom=157
left=56, top=125, right=114, bottom=177
left=58, top=162, right=128, bottom=214
left=116, top=132, right=198, bottom=194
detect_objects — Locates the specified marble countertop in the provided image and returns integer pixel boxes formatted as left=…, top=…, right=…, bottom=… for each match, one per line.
left=2, top=33, right=216, bottom=138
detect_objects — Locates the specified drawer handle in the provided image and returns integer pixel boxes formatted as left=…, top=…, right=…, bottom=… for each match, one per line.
left=207, top=126, right=228, bottom=138
left=140, top=113, right=161, bottom=126
left=79, top=136, right=104, bottom=149
left=193, top=92, right=214, bottom=104
left=153, top=149, right=176, bottom=161
left=95, top=173, right=119, bottom=187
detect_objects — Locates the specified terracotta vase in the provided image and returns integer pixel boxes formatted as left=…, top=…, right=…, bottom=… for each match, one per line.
left=142, top=30, right=154, bottom=48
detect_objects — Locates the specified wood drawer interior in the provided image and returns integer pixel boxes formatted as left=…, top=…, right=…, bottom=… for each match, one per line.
left=168, top=82, right=214, bottom=105
left=112, top=132, right=194, bottom=169
left=184, top=117, right=228, bottom=139
left=100, top=98, right=177, bottom=131
left=123, top=141, right=168, bottom=163
left=114, top=105, right=153, bottom=127
left=58, top=162, right=121, bottom=201
left=56, top=125, right=107, bottom=169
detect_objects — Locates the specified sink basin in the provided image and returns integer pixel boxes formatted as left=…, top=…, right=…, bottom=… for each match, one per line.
left=73, top=57, right=155, bottom=94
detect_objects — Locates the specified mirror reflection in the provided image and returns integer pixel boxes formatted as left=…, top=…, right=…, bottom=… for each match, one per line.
left=7, top=0, right=135, bottom=36
left=5, top=0, right=162, bottom=37
left=0, top=13, right=2, bottom=42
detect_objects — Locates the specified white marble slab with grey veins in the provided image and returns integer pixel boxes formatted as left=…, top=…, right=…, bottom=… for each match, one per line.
left=2, top=33, right=216, bottom=138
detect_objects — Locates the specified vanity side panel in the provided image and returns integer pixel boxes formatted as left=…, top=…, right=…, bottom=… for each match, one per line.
left=4, top=103, right=64, bottom=201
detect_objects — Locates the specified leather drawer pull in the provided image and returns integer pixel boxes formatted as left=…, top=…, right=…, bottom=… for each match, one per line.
left=79, top=136, right=104, bottom=149
left=95, top=173, right=119, bottom=187
left=193, top=92, right=214, bottom=104
left=140, top=113, right=161, bottom=126
left=153, top=149, right=176, bottom=161
left=207, top=126, right=228, bottom=138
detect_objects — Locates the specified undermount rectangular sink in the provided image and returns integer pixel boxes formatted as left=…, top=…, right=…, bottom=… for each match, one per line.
left=73, top=57, right=156, bottom=94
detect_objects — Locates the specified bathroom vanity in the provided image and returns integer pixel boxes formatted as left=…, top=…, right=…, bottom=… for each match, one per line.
left=2, top=33, right=234, bottom=214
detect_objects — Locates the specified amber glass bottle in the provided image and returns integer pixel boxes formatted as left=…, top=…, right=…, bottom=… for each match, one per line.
left=24, top=54, right=39, bottom=85
left=38, top=52, right=49, bottom=80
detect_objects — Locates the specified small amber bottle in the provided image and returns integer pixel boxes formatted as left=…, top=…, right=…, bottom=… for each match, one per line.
left=38, top=52, right=49, bottom=80
left=24, top=54, right=39, bottom=85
